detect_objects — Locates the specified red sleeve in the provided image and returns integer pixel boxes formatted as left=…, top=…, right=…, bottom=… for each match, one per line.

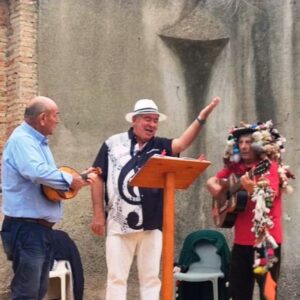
left=216, top=167, right=232, bottom=179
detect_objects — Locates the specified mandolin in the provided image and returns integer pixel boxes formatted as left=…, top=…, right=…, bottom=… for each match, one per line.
left=212, top=158, right=271, bottom=228
left=42, top=166, right=101, bottom=202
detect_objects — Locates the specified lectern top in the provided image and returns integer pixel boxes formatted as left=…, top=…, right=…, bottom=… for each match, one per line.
left=129, top=155, right=211, bottom=189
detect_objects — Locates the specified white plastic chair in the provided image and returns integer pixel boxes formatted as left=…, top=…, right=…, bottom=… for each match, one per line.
left=174, top=242, right=224, bottom=300
left=46, top=260, right=74, bottom=300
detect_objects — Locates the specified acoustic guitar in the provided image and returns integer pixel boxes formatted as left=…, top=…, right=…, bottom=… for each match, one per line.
left=42, top=166, right=101, bottom=202
left=212, top=159, right=271, bottom=228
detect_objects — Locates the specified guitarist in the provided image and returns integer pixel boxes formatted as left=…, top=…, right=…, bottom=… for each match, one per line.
left=206, top=122, right=293, bottom=300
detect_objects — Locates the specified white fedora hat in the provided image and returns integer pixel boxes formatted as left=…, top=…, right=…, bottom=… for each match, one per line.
left=125, top=99, right=167, bottom=123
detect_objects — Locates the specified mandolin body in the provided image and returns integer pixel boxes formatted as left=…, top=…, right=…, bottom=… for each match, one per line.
left=42, top=166, right=81, bottom=202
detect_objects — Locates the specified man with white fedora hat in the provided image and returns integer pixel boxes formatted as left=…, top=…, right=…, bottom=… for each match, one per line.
left=125, top=99, right=167, bottom=122
left=90, top=96, right=220, bottom=300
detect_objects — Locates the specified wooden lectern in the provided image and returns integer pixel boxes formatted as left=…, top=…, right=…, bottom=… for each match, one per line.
left=129, top=155, right=211, bottom=300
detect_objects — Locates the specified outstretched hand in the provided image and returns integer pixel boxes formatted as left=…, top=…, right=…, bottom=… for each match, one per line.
left=198, top=96, right=221, bottom=120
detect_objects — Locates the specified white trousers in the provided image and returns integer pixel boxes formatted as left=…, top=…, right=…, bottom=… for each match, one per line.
left=105, top=229, right=162, bottom=300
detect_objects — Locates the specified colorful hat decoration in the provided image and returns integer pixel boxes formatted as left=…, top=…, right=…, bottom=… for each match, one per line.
left=223, top=120, right=294, bottom=191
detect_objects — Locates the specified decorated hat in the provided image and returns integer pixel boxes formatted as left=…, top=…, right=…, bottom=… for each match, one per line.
left=231, top=127, right=258, bottom=138
left=223, top=120, right=294, bottom=191
left=125, top=99, right=167, bottom=123
left=224, top=121, right=284, bottom=161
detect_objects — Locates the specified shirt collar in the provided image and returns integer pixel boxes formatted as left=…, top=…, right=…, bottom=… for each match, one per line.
left=22, top=121, right=49, bottom=145
left=128, top=127, right=135, bottom=141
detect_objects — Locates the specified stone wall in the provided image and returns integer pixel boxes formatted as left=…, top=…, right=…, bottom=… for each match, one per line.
left=0, top=0, right=37, bottom=161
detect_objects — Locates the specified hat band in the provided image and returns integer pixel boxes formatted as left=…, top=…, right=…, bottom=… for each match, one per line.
left=134, top=108, right=159, bottom=114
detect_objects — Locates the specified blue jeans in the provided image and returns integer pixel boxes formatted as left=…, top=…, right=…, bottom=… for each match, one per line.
left=1, top=218, right=54, bottom=300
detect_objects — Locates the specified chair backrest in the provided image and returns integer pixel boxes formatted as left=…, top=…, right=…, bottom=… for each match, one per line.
left=190, top=241, right=221, bottom=270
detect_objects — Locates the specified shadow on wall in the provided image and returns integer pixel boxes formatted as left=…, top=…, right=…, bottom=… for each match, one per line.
left=158, top=2, right=229, bottom=120
left=160, top=37, right=228, bottom=109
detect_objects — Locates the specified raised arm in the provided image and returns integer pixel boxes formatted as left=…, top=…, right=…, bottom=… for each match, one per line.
left=171, top=96, right=221, bottom=155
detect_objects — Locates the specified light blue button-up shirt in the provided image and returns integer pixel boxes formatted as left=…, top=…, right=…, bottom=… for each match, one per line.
left=1, top=122, right=73, bottom=222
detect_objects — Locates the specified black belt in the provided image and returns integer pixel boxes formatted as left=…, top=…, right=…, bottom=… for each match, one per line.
left=4, top=216, right=55, bottom=228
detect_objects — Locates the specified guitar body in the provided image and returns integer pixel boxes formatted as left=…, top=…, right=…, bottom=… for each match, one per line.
left=212, top=158, right=271, bottom=228
left=212, top=174, right=248, bottom=228
left=42, top=166, right=80, bottom=202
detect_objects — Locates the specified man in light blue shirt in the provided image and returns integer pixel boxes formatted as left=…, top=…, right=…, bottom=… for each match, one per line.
left=0, top=96, right=92, bottom=300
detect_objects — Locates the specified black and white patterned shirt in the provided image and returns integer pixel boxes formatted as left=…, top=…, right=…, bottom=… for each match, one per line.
left=93, top=128, right=173, bottom=235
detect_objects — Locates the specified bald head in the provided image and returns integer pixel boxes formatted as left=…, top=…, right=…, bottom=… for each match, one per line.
left=24, top=96, right=57, bottom=120
left=24, top=96, right=59, bottom=136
